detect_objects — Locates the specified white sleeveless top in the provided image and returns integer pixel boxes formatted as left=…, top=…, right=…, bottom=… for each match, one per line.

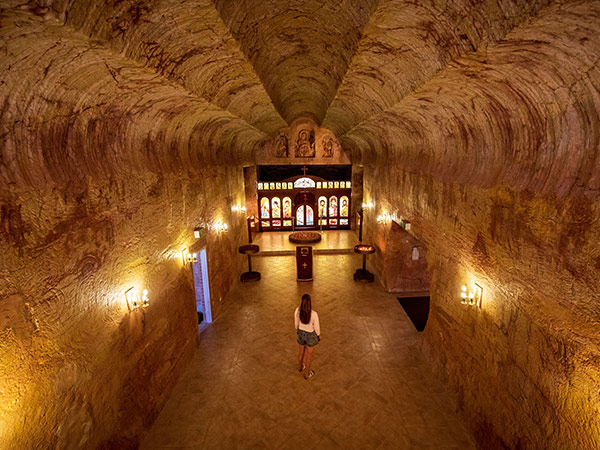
left=294, top=307, right=320, bottom=336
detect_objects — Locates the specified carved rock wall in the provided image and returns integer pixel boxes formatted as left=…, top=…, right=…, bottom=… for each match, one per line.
left=0, top=167, right=246, bottom=448
left=363, top=165, right=600, bottom=449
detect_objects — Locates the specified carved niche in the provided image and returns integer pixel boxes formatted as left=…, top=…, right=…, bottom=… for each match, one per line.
left=274, top=131, right=288, bottom=157
left=294, top=129, right=315, bottom=158
left=321, top=135, right=334, bottom=157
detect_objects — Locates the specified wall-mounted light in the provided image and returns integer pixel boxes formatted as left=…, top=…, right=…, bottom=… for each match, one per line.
left=231, top=205, right=247, bottom=214
left=125, top=287, right=149, bottom=311
left=183, top=250, right=198, bottom=264
left=215, top=221, right=229, bottom=234
left=362, top=201, right=374, bottom=210
left=377, top=211, right=399, bottom=225
left=461, top=283, right=483, bottom=307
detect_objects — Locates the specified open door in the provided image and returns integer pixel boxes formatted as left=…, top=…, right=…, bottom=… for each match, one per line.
left=191, top=248, right=212, bottom=329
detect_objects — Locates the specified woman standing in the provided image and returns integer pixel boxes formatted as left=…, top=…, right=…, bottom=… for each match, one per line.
left=295, top=293, right=320, bottom=379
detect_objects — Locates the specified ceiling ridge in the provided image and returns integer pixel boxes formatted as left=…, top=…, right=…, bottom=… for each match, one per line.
left=331, top=0, right=556, bottom=139
left=49, top=0, right=285, bottom=136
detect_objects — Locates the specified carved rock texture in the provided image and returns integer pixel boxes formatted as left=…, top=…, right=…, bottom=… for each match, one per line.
left=342, top=1, right=600, bottom=199
left=324, top=0, right=553, bottom=136
left=364, top=166, right=600, bottom=450
left=0, top=169, right=246, bottom=449
left=213, top=0, right=380, bottom=124
left=1, top=0, right=600, bottom=449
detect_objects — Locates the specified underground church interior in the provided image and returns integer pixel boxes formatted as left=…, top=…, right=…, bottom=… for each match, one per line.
left=1, top=0, right=599, bottom=449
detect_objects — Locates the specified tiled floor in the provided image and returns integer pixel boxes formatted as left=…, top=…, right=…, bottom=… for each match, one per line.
left=252, top=230, right=358, bottom=253
left=140, top=255, right=476, bottom=450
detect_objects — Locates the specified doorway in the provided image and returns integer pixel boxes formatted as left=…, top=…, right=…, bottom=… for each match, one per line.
left=294, top=191, right=316, bottom=229
left=192, top=248, right=212, bottom=331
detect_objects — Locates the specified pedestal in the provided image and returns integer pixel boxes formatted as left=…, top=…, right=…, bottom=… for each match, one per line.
left=239, top=244, right=261, bottom=282
left=296, top=246, right=313, bottom=281
left=353, top=244, right=376, bottom=283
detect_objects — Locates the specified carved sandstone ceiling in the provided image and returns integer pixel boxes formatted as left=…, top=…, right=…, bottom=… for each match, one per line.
left=1, top=0, right=599, bottom=198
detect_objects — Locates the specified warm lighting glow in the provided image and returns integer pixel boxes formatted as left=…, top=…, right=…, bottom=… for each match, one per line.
left=362, top=200, right=375, bottom=210
left=460, top=283, right=483, bottom=307
left=125, top=287, right=150, bottom=310
left=232, top=205, right=247, bottom=214
left=182, top=250, right=197, bottom=264
left=215, top=221, right=229, bottom=233
left=142, top=289, right=149, bottom=308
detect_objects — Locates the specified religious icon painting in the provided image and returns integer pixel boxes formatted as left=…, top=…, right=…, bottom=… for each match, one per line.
left=319, top=219, right=327, bottom=225
left=316, top=182, right=322, bottom=189
left=329, top=196, right=338, bottom=217
left=334, top=181, right=340, bottom=189
left=272, top=220, right=282, bottom=227
left=329, top=219, right=338, bottom=226
left=283, top=197, right=292, bottom=218
left=318, top=196, right=327, bottom=218
left=340, top=219, right=349, bottom=226
left=306, top=206, right=314, bottom=226
left=296, top=206, right=305, bottom=226
left=258, top=182, right=263, bottom=190
left=260, top=197, right=270, bottom=218
left=340, top=196, right=349, bottom=217
left=328, top=181, right=334, bottom=189
left=288, top=182, right=293, bottom=189
left=346, top=181, right=351, bottom=188
left=269, top=182, right=275, bottom=190
left=261, top=220, right=270, bottom=227
left=271, top=197, right=281, bottom=218
left=283, top=220, right=292, bottom=227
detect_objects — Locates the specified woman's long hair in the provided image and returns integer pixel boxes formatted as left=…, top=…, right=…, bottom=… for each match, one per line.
left=300, top=294, right=311, bottom=324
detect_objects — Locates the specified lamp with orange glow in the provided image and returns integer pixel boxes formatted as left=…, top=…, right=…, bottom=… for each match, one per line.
left=460, top=283, right=483, bottom=308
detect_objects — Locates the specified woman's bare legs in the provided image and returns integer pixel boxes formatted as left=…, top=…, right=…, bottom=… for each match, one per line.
left=298, top=345, right=306, bottom=371
left=303, top=346, right=314, bottom=379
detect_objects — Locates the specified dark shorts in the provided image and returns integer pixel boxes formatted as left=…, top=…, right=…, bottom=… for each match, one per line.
left=297, top=329, right=319, bottom=347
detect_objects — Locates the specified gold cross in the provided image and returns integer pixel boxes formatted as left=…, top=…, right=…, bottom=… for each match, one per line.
left=301, top=165, right=308, bottom=176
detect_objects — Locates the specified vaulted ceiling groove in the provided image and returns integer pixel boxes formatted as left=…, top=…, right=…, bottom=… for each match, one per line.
left=0, top=9, right=268, bottom=191
left=340, top=0, right=600, bottom=199
left=49, top=0, right=287, bottom=135
left=324, top=0, right=554, bottom=137
left=211, top=0, right=381, bottom=124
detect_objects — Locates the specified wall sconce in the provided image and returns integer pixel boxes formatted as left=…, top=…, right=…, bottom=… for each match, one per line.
left=362, top=201, right=374, bottom=210
left=461, top=283, right=483, bottom=307
left=215, top=221, right=229, bottom=234
left=231, top=205, right=247, bottom=214
left=194, top=226, right=205, bottom=239
left=183, top=250, right=197, bottom=264
left=125, top=287, right=149, bottom=310
left=377, top=211, right=398, bottom=225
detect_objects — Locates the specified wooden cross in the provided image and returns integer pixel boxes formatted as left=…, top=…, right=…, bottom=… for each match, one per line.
left=301, top=165, right=308, bottom=176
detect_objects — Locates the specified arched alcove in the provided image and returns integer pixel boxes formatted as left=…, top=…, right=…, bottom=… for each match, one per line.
left=381, top=221, right=430, bottom=294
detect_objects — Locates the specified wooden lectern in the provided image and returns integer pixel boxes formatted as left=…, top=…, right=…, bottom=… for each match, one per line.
left=296, top=246, right=313, bottom=281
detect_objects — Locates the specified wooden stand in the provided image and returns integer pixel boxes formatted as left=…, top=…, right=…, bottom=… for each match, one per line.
left=353, top=244, right=376, bottom=282
left=239, top=244, right=261, bottom=282
left=296, top=246, right=313, bottom=281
